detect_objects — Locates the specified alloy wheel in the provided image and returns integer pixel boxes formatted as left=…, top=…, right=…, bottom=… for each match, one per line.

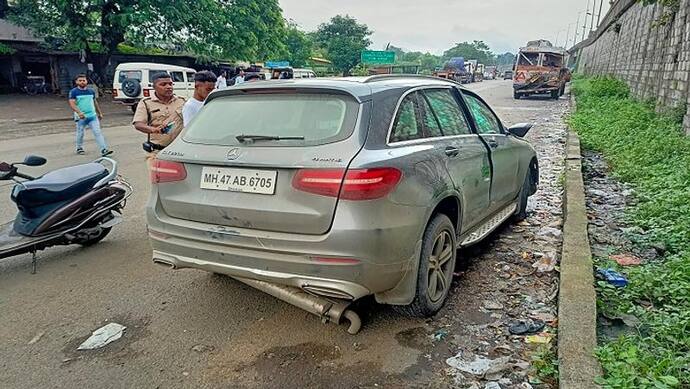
left=427, top=230, right=454, bottom=303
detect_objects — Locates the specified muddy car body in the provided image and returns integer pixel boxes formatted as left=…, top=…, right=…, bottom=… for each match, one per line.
left=513, top=40, right=568, bottom=99
left=146, top=75, right=538, bottom=321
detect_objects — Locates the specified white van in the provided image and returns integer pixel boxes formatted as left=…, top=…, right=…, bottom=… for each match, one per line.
left=292, top=68, right=317, bottom=79
left=113, top=62, right=196, bottom=112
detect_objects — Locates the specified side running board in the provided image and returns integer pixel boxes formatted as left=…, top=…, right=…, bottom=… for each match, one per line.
left=460, top=202, right=518, bottom=247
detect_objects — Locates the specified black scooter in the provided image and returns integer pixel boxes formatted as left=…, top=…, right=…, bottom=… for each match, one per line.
left=0, top=155, right=132, bottom=272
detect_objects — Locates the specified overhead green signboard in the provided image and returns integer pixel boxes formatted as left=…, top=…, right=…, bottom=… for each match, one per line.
left=361, top=50, right=396, bottom=65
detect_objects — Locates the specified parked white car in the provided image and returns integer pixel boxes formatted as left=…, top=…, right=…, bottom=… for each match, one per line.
left=112, top=62, right=196, bottom=112
left=293, top=68, right=317, bottom=78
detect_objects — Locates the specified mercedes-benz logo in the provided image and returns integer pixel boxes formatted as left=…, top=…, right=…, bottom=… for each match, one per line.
left=226, top=148, right=241, bottom=160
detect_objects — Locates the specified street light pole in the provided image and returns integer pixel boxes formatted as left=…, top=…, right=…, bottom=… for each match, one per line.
left=565, top=23, right=572, bottom=48
left=590, top=0, right=597, bottom=31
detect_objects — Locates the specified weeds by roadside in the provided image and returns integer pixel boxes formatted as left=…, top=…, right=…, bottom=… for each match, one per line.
left=530, top=343, right=559, bottom=387
left=570, top=76, right=690, bottom=388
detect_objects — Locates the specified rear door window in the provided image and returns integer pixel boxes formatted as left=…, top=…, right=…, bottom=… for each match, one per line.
left=148, top=69, right=168, bottom=82
left=170, top=71, right=184, bottom=82
left=183, top=93, right=359, bottom=147
left=463, top=93, right=503, bottom=135
left=186, top=72, right=196, bottom=82
left=419, top=95, right=443, bottom=138
left=389, top=92, right=423, bottom=143
left=421, top=89, right=471, bottom=136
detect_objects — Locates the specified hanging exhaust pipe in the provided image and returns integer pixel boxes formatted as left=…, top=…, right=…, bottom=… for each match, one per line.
left=232, top=276, right=362, bottom=334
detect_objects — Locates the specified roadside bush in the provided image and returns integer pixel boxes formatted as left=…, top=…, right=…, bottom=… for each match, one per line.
left=570, top=76, right=690, bottom=388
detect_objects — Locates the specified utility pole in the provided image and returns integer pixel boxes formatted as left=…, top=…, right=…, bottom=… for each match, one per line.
left=556, top=30, right=562, bottom=47
left=565, top=23, right=572, bottom=48
left=582, top=2, right=589, bottom=41
left=597, top=0, right=604, bottom=27
left=590, top=0, right=597, bottom=32
left=574, top=12, right=583, bottom=45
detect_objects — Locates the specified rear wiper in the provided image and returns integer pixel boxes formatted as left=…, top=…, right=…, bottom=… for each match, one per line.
left=236, top=134, right=305, bottom=142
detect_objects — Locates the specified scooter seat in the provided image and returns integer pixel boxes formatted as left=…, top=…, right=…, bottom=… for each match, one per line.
left=12, top=163, right=108, bottom=209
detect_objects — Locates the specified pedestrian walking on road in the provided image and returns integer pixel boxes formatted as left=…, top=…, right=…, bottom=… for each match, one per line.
left=133, top=72, right=186, bottom=156
left=68, top=74, right=112, bottom=156
left=215, top=71, right=227, bottom=90
left=182, top=70, right=217, bottom=127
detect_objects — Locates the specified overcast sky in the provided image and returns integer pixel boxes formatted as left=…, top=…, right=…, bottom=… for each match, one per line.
left=279, top=0, right=611, bottom=54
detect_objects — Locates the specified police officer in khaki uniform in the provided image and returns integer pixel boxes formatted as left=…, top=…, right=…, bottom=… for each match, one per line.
left=132, top=72, right=186, bottom=154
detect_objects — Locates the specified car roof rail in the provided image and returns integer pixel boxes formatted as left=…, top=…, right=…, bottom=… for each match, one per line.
left=362, top=74, right=464, bottom=87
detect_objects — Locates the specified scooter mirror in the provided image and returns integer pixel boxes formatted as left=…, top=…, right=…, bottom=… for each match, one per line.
left=23, top=155, right=47, bottom=167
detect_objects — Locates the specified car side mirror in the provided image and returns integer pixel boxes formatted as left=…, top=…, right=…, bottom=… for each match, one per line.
left=506, top=123, right=533, bottom=138
left=22, top=155, right=47, bottom=167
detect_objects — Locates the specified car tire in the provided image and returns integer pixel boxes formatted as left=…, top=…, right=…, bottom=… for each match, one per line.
left=513, top=91, right=521, bottom=99
left=513, top=173, right=531, bottom=222
left=122, top=78, right=141, bottom=98
left=551, top=90, right=559, bottom=99
left=397, top=214, right=457, bottom=318
left=559, top=84, right=565, bottom=96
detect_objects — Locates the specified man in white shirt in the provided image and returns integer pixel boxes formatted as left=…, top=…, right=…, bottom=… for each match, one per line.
left=182, top=71, right=217, bottom=127
left=215, top=71, right=227, bottom=90
left=234, top=69, right=246, bottom=85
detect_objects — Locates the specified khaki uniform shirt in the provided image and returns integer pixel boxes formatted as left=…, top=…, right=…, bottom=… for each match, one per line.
left=132, top=94, right=186, bottom=147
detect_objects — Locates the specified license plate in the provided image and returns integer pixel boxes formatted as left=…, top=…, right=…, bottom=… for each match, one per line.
left=200, top=167, right=277, bottom=195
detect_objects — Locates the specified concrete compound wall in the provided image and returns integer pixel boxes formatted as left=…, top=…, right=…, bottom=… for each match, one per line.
left=574, top=0, right=690, bottom=134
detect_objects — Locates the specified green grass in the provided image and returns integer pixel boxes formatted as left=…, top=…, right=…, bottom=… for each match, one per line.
left=531, top=343, right=559, bottom=386
left=570, top=76, right=690, bottom=389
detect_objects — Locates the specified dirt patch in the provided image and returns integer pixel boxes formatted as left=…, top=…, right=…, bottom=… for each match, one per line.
left=213, top=342, right=410, bottom=388
left=61, top=315, right=152, bottom=366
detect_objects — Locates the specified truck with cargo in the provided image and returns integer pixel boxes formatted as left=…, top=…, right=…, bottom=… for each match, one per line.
left=433, top=57, right=473, bottom=83
left=513, top=40, right=570, bottom=99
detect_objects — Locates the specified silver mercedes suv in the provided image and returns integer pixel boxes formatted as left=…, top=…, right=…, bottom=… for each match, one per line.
left=146, top=75, right=538, bottom=318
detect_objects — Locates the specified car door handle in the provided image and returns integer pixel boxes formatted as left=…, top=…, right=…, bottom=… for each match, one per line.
left=487, top=139, right=499, bottom=148
left=445, top=146, right=459, bottom=157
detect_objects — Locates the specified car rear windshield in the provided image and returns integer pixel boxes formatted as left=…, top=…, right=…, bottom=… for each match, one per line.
left=182, top=92, right=360, bottom=146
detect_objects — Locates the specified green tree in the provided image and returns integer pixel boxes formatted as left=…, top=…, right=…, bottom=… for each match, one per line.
left=314, top=15, right=372, bottom=76
left=387, top=45, right=405, bottom=62
left=496, top=52, right=516, bottom=66
left=401, top=51, right=442, bottom=73
left=284, top=22, right=313, bottom=68
left=7, top=0, right=287, bottom=71
left=443, top=40, right=496, bottom=65
left=0, top=0, right=9, bottom=18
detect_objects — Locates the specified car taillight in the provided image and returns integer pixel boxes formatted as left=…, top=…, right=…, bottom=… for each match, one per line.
left=292, top=168, right=402, bottom=200
left=143, top=89, right=150, bottom=97
left=112, top=89, right=118, bottom=97
left=150, top=160, right=187, bottom=183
